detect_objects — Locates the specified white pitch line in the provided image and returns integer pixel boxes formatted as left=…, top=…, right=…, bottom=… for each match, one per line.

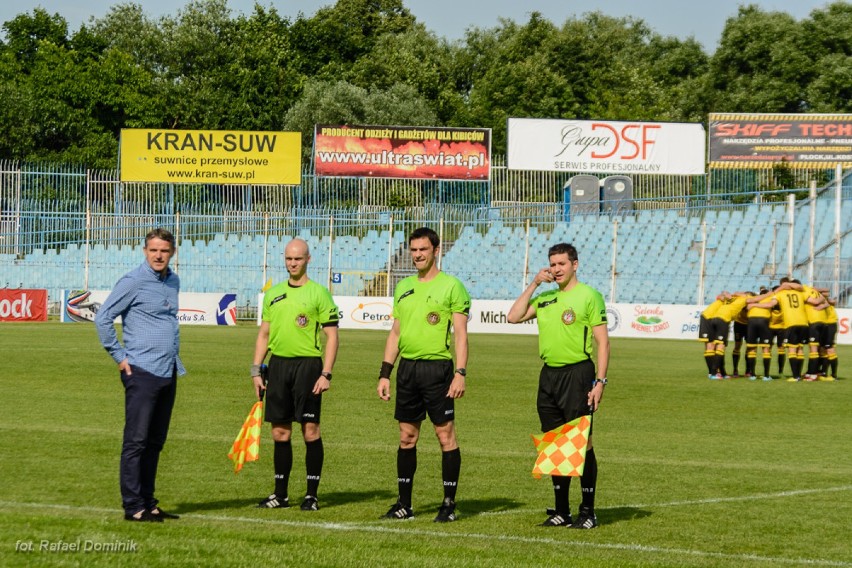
left=1, top=500, right=850, bottom=567
left=481, top=484, right=852, bottom=516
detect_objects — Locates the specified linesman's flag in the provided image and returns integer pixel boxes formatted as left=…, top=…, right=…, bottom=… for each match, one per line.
left=229, top=401, right=264, bottom=473
left=531, top=414, right=592, bottom=478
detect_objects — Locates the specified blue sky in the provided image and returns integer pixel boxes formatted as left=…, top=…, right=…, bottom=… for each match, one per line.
left=1, top=1, right=834, bottom=51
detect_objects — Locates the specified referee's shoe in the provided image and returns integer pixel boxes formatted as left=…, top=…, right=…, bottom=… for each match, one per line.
left=569, top=506, right=598, bottom=529
left=433, top=498, right=457, bottom=523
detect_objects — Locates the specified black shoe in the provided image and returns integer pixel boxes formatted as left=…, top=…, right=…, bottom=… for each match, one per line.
left=300, top=496, right=319, bottom=511
left=124, top=509, right=163, bottom=523
left=433, top=498, right=457, bottom=523
left=257, top=493, right=290, bottom=509
left=149, top=507, right=180, bottom=519
left=540, top=512, right=572, bottom=527
left=381, top=501, right=414, bottom=520
left=569, top=508, right=598, bottom=529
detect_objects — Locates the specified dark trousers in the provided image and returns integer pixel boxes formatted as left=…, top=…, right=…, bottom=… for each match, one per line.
left=120, top=367, right=177, bottom=514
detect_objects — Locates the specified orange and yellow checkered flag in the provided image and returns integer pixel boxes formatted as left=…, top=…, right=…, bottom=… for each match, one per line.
left=531, top=414, right=592, bottom=478
left=228, top=401, right=264, bottom=473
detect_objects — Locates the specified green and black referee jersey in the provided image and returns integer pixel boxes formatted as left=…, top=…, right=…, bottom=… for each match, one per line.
left=530, top=283, right=607, bottom=367
left=393, top=271, right=471, bottom=360
left=262, top=280, right=340, bottom=357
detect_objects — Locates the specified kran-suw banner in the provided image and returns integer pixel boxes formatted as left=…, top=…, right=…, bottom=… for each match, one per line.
left=531, top=414, right=592, bottom=478
left=229, top=401, right=263, bottom=473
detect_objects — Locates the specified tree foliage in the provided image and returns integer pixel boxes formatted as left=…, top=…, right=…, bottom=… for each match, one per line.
left=0, top=1, right=849, bottom=167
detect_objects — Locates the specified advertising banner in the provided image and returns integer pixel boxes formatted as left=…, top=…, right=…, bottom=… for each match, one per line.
left=709, top=113, right=852, bottom=169
left=325, top=297, right=852, bottom=345
left=120, top=129, right=302, bottom=185
left=507, top=118, right=706, bottom=175
left=62, top=290, right=237, bottom=325
left=314, top=124, right=491, bottom=180
left=0, top=289, right=48, bottom=322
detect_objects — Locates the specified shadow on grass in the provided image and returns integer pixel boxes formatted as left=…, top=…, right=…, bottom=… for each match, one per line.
left=456, top=497, right=525, bottom=516
left=598, top=506, right=652, bottom=525
left=174, top=489, right=397, bottom=514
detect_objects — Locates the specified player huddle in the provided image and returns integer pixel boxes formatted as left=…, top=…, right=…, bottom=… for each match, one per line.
left=699, top=278, right=839, bottom=382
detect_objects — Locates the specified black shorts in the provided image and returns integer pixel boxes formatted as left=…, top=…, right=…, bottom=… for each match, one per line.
left=698, top=315, right=711, bottom=342
left=709, top=318, right=729, bottom=344
left=265, top=356, right=323, bottom=424
left=826, top=323, right=838, bottom=346
left=784, top=326, right=808, bottom=348
left=746, top=317, right=771, bottom=345
left=770, top=328, right=785, bottom=347
left=537, top=359, right=595, bottom=433
left=395, top=358, right=455, bottom=425
left=733, top=322, right=747, bottom=342
left=808, top=322, right=831, bottom=348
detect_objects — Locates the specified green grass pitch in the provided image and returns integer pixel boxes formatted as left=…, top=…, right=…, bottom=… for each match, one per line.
left=1, top=323, right=850, bottom=567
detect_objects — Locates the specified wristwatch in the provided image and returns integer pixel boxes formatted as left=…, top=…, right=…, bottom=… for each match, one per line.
left=454, top=368, right=467, bottom=376
left=593, top=378, right=608, bottom=386
left=321, top=371, right=332, bottom=381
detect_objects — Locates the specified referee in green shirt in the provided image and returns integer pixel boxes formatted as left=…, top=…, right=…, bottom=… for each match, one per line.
left=377, top=227, right=471, bottom=523
left=508, top=242, right=610, bottom=529
left=251, top=238, right=339, bottom=512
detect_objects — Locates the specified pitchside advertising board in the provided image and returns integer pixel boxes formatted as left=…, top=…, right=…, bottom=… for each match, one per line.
left=709, top=113, right=852, bottom=169
left=60, top=290, right=237, bottom=326
left=506, top=117, right=706, bottom=175
left=119, top=128, right=302, bottom=185
left=0, top=289, right=48, bottom=322
left=321, top=297, right=852, bottom=345
left=314, top=124, right=491, bottom=180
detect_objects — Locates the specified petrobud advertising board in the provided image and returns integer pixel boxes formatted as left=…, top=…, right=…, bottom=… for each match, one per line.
left=61, top=290, right=237, bottom=325
left=323, top=297, right=851, bottom=345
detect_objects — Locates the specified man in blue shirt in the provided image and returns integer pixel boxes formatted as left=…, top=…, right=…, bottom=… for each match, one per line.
left=95, top=228, right=185, bottom=522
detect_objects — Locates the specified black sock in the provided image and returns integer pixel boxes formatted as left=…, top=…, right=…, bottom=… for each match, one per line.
left=552, top=476, right=571, bottom=516
left=790, top=357, right=803, bottom=378
left=830, top=356, right=838, bottom=377
left=778, top=354, right=786, bottom=374
left=274, top=440, right=293, bottom=498
left=305, top=438, right=324, bottom=498
left=807, top=355, right=820, bottom=376
left=733, top=352, right=740, bottom=374
left=397, top=447, right=417, bottom=507
left=580, top=448, right=598, bottom=513
left=763, top=354, right=771, bottom=377
left=441, top=448, right=461, bottom=502
left=704, top=351, right=715, bottom=374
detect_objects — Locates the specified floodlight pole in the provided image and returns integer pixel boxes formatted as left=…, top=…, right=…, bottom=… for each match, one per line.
left=834, top=164, right=842, bottom=299
left=787, top=193, right=795, bottom=278
left=84, top=170, right=91, bottom=290
left=522, top=218, right=530, bottom=289
left=807, top=181, right=816, bottom=284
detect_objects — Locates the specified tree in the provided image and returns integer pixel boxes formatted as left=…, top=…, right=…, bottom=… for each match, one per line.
left=1, top=8, right=69, bottom=69
left=708, top=5, right=811, bottom=112
left=289, top=0, right=416, bottom=78
left=283, top=79, right=436, bottom=160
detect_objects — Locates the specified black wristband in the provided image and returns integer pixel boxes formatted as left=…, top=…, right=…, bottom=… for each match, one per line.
left=379, top=361, right=394, bottom=380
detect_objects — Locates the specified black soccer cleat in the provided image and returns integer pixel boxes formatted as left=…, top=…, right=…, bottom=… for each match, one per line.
left=433, top=498, right=457, bottom=523
left=569, top=508, right=598, bottom=529
left=540, top=512, right=573, bottom=527
left=300, top=495, right=319, bottom=511
left=256, top=493, right=290, bottom=509
left=382, top=501, right=414, bottom=520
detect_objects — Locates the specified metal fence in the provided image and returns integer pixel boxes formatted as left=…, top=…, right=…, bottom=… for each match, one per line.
left=1, top=159, right=849, bottom=317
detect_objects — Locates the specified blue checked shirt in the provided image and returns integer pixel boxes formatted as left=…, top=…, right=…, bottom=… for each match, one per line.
left=95, top=261, right=186, bottom=378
